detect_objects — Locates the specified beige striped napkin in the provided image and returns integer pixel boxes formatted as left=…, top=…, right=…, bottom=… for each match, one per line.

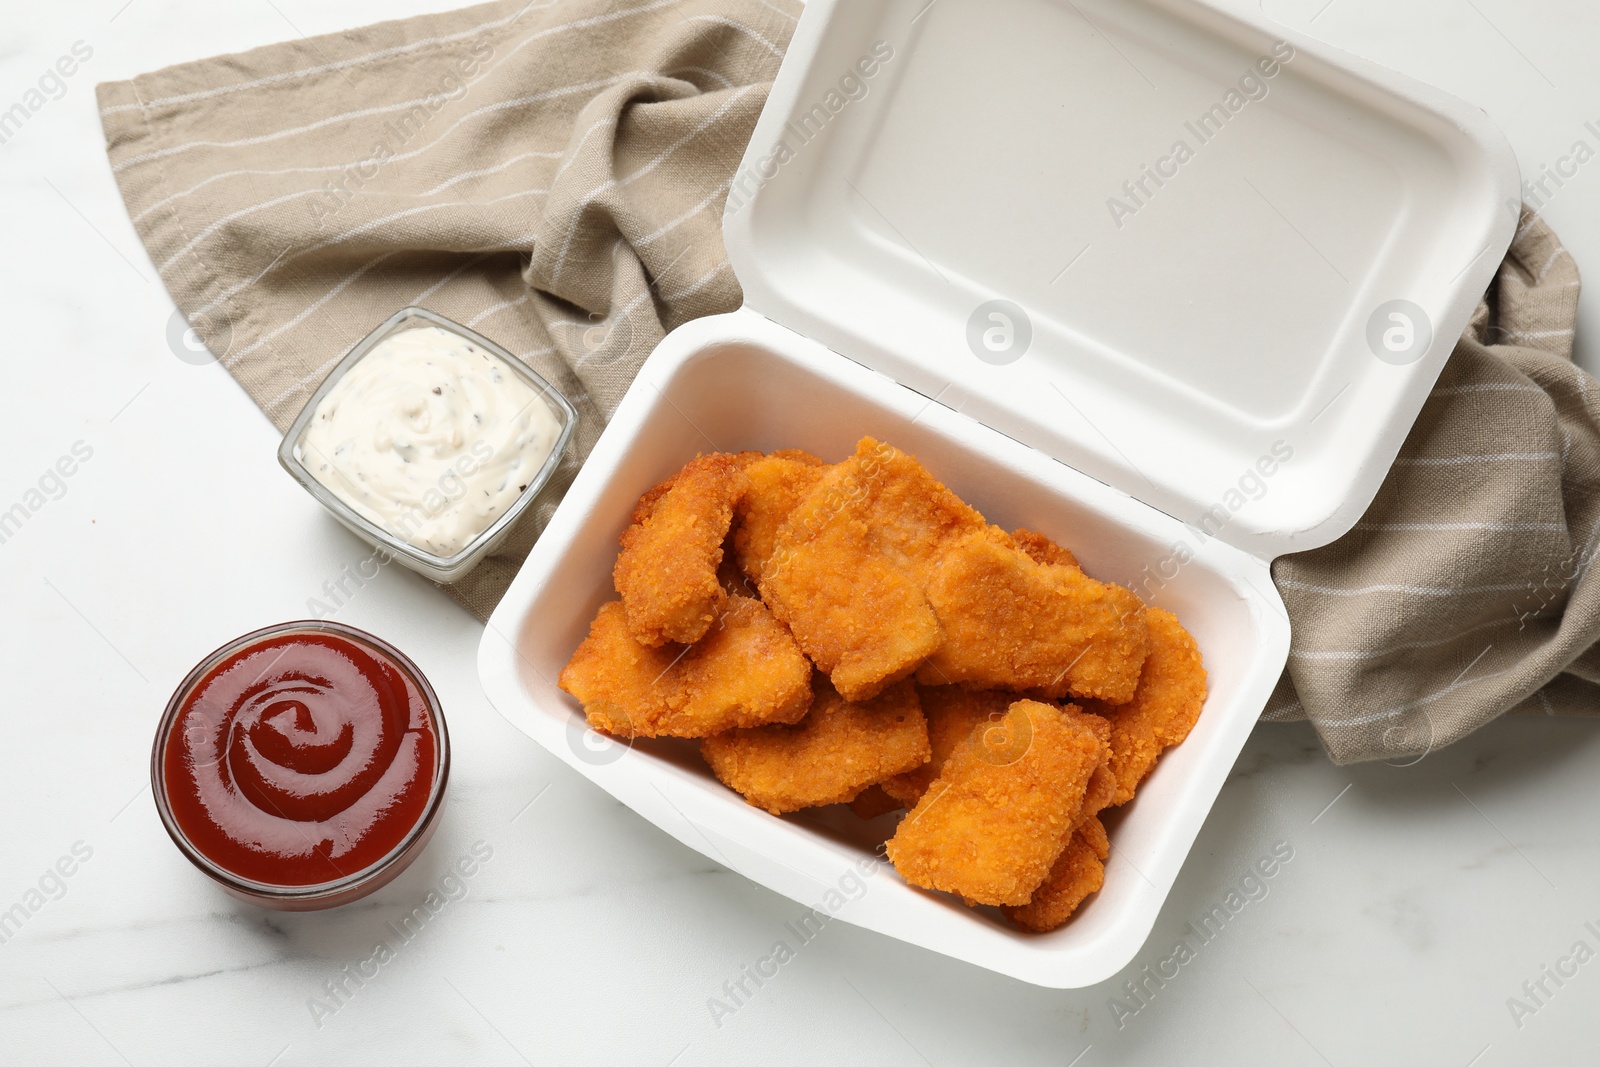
left=99, top=3, right=1598, bottom=762
left=98, top=0, right=799, bottom=617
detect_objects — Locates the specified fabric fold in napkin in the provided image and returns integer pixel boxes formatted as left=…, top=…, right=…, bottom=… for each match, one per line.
left=100, top=3, right=1598, bottom=762
left=1267, top=212, right=1600, bottom=763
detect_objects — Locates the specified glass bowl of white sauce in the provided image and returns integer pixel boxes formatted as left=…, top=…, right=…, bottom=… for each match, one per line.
left=278, top=307, right=578, bottom=582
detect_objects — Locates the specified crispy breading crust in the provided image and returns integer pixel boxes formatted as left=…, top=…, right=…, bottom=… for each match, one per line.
left=1002, top=817, right=1107, bottom=932
left=701, top=680, right=929, bottom=814
left=915, top=533, right=1148, bottom=702
left=1011, top=528, right=1081, bottom=572
left=1084, top=607, right=1208, bottom=805
left=839, top=439, right=990, bottom=573
left=613, top=453, right=748, bottom=647
left=769, top=449, right=828, bottom=467
left=731, top=452, right=829, bottom=584
left=559, top=596, right=811, bottom=738
left=628, top=478, right=675, bottom=527
left=880, top=687, right=1014, bottom=808
left=886, top=700, right=1106, bottom=906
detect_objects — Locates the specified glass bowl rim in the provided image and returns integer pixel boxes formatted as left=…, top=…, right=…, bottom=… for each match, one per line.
left=275, top=306, right=580, bottom=579
left=150, top=619, right=452, bottom=902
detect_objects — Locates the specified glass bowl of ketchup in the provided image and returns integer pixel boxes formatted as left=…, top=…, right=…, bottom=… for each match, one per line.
left=152, top=621, right=450, bottom=910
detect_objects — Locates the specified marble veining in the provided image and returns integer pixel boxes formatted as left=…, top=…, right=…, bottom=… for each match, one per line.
left=4, top=0, right=1600, bottom=1063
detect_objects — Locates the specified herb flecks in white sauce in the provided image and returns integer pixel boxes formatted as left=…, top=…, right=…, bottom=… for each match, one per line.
left=302, top=325, right=562, bottom=557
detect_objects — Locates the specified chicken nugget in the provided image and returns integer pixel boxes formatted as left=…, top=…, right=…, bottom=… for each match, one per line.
left=559, top=596, right=811, bottom=738
left=880, top=687, right=1014, bottom=808
left=613, top=453, right=748, bottom=647
left=915, top=532, right=1148, bottom=703
left=763, top=439, right=1146, bottom=703
left=999, top=709, right=1116, bottom=931
left=758, top=438, right=987, bottom=699
left=1002, top=817, right=1107, bottom=932
left=701, top=680, right=929, bottom=814
left=1083, top=607, right=1207, bottom=805
left=731, top=451, right=829, bottom=584
left=1011, top=528, right=1081, bottom=572
left=760, top=488, right=943, bottom=700
left=886, top=700, right=1106, bottom=906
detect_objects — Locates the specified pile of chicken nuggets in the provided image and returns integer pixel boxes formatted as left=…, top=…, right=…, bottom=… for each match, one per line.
left=559, top=438, right=1207, bottom=932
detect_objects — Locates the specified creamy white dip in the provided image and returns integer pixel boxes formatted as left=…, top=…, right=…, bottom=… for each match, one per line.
left=301, top=325, right=562, bottom=557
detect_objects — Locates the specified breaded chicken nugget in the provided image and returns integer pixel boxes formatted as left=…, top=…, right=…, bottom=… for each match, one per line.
left=757, top=439, right=988, bottom=700
left=1011, top=528, right=1081, bottom=572
left=880, top=687, right=1014, bottom=808
left=613, top=453, right=748, bottom=647
left=559, top=596, right=811, bottom=738
left=915, top=532, right=1148, bottom=703
left=701, top=680, right=929, bottom=814
left=1083, top=607, right=1208, bottom=805
left=999, top=709, right=1116, bottom=931
left=763, top=439, right=1146, bottom=703
left=886, top=700, right=1106, bottom=906
left=760, top=505, right=942, bottom=702
left=1002, top=817, right=1107, bottom=932
left=731, top=451, right=829, bottom=583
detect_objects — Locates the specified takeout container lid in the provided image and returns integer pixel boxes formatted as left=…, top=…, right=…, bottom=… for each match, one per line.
left=722, top=0, right=1520, bottom=559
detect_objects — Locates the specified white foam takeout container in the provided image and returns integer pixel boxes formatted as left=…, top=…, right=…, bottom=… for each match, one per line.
left=479, top=0, right=1519, bottom=986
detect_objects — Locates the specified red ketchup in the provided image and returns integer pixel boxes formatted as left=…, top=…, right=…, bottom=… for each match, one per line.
left=155, top=622, right=447, bottom=907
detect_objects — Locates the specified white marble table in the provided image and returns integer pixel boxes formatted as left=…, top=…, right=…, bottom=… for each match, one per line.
left=3, top=1, right=1598, bottom=1063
